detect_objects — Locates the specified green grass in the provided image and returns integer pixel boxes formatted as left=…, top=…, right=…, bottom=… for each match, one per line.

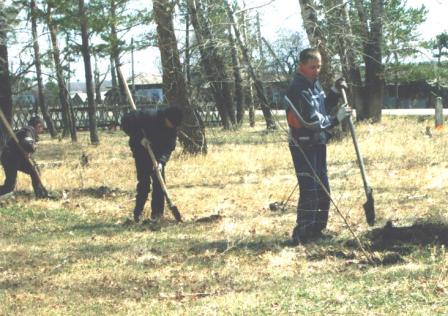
left=1, top=115, right=448, bottom=315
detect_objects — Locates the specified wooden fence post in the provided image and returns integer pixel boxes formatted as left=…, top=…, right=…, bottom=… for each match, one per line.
left=435, top=96, right=444, bottom=129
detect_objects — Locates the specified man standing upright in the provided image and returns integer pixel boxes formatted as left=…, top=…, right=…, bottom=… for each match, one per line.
left=0, top=116, right=48, bottom=198
left=121, top=106, right=182, bottom=223
left=284, top=48, right=351, bottom=244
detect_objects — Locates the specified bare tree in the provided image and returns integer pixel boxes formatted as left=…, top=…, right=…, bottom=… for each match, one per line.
left=186, top=0, right=235, bottom=129
left=354, top=0, right=384, bottom=121
left=30, top=0, right=57, bottom=137
left=79, top=0, right=99, bottom=144
left=153, top=0, right=206, bottom=154
left=326, top=0, right=363, bottom=117
left=225, top=1, right=276, bottom=130
left=298, top=0, right=333, bottom=91
left=46, top=3, right=77, bottom=141
left=228, top=24, right=245, bottom=125
left=0, top=3, right=13, bottom=131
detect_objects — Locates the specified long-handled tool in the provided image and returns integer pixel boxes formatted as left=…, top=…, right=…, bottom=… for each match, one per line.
left=341, top=88, right=375, bottom=226
left=117, top=67, right=182, bottom=222
left=0, top=108, right=47, bottom=196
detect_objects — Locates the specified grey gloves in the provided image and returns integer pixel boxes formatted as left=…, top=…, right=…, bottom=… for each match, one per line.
left=140, top=137, right=150, bottom=148
left=336, top=106, right=352, bottom=123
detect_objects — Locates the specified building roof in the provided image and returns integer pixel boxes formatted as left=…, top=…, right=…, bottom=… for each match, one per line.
left=131, top=73, right=163, bottom=85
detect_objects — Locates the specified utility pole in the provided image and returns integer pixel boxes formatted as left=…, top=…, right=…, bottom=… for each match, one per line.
left=256, top=12, right=264, bottom=61
left=242, top=6, right=255, bottom=127
left=131, top=37, right=135, bottom=95
left=185, top=12, right=191, bottom=84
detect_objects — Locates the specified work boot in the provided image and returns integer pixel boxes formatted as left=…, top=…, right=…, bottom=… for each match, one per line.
left=292, top=225, right=309, bottom=245
left=134, top=209, right=143, bottom=223
left=150, top=211, right=163, bottom=221
left=315, top=209, right=329, bottom=231
left=35, top=186, right=49, bottom=199
left=0, top=191, right=14, bottom=200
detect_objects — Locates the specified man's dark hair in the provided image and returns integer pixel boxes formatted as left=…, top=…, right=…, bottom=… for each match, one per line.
left=163, top=106, right=183, bottom=127
left=299, top=48, right=321, bottom=64
left=28, top=115, right=45, bottom=127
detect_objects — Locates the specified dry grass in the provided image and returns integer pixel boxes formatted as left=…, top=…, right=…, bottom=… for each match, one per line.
left=1, top=115, right=447, bottom=315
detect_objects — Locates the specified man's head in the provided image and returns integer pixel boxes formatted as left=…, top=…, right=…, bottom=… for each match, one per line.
left=28, top=116, right=45, bottom=133
left=298, top=48, right=322, bottom=81
left=163, top=106, right=183, bottom=128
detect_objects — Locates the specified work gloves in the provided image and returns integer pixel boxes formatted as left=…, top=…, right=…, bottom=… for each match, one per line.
left=336, top=106, right=352, bottom=123
left=140, top=137, right=163, bottom=173
left=140, top=137, right=150, bottom=148
left=331, top=77, right=348, bottom=94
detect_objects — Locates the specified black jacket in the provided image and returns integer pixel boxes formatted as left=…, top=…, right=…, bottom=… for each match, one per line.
left=121, top=109, right=177, bottom=164
left=284, top=73, right=340, bottom=144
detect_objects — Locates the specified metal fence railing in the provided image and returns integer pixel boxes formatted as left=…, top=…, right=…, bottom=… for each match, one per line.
left=12, top=103, right=222, bottom=131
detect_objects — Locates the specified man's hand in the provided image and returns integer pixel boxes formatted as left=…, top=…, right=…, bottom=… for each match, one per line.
left=332, top=77, right=348, bottom=94
left=140, top=137, right=150, bottom=148
left=153, top=162, right=163, bottom=173
left=336, top=106, right=352, bottom=123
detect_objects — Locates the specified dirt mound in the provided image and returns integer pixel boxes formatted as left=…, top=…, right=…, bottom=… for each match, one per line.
left=368, top=221, right=448, bottom=251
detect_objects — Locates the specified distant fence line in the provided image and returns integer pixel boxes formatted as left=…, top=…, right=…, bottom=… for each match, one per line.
left=12, top=103, right=222, bottom=131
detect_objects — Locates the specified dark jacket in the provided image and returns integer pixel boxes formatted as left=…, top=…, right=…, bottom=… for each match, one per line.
left=284, top=73, right=340, bottom=144
left=2, top=126, right=38, bottom=157
left=121, top=109, right=177, bottom=164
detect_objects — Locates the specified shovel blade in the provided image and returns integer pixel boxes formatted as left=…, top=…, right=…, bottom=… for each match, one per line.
left=170, top=205, right=183, bottom=222
left=363, top=190, right=375, bottom=226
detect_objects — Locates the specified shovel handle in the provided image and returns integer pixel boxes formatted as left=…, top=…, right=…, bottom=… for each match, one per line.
left=117, top=66, right=137, bottom=111
left=341, top=89, right=371, bottom=196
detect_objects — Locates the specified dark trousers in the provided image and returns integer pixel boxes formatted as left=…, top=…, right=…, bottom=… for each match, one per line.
left=289, top=142, right=330, bottom=234
left=131, top=143, right=165, bottom=219
left=0, top=152, right=42, bottom=196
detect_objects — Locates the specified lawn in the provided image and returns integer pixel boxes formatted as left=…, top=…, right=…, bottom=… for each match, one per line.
left=1, top=115, right=447, bottom=315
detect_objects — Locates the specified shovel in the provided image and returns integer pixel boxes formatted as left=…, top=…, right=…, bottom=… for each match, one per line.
left=117, top=67, right=182, bottom=222
left=341, top=88, right=375, bottom=226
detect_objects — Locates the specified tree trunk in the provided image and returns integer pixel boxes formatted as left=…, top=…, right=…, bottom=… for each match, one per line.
left=0, top=7, right=13, bottom=148
left=79, top=0, right=99, bottom=144
left=110, top=0, right=125, bottom=103
left=240, top=9, right=255, bottom=127
left=225, top=1, right=276, bottom=129
left=355, top=0, right=385, bottom=122
left=30, top=0, right=57, bottom=137
left=228, top=25, right=245, bottom=125
left=110, top=56, right=117, bottom=91
left=187, top=0, right=235, bottom=129
left=184, top=12, right=191, bottom=85
left=94, top=55, right=103, bottom=104
left=298, top=0, right=333, bottom=91
left=329, top=0, right=363, bottom=119
left=47, top=4, right=77, bottom=141
left=153, top=0, right=206, bottom=154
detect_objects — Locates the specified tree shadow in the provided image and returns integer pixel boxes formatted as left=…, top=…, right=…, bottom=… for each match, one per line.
left=72, top=185, right=130, bottom=199
left=188, top=236, right=291, bottom=255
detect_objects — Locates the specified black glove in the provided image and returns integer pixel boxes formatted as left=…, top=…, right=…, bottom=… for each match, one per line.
left=332, top=77, right=348, bottom=93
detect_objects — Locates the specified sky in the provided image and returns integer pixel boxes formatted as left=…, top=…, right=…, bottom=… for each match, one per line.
left=7, top=0, right=448, bottom=84
left=116, top=0, right=448, bottom=80
left=252, top=0, right=447, bottom=41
